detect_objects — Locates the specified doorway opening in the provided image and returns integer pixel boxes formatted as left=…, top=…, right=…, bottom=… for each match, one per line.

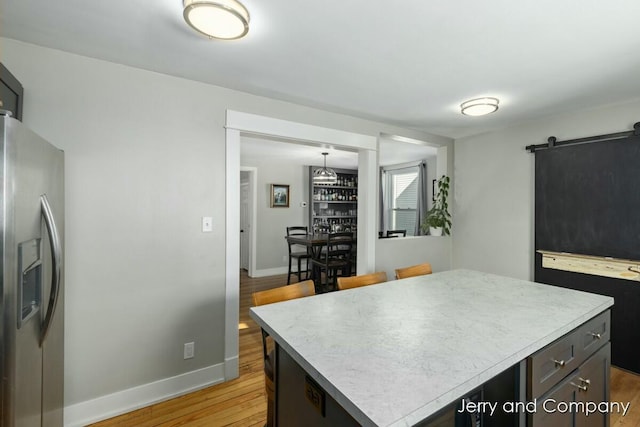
left=224, top=111, right=377, bottom=381
left=240, top=134, right=358, bottom=278
left=239, top=167, right=257, bottom=277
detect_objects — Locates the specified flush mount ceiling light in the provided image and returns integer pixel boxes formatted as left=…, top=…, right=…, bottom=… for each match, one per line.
left=460, top=97, right=500, bottom=116
left=313, top=153, right=338, bottom=185
left=183, top=0, right=250, bottom=40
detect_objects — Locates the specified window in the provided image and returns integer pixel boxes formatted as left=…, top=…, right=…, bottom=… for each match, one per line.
left=383, top=166, right=419, bottom=236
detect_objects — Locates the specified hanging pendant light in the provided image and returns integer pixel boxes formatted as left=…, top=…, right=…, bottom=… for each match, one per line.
left=313, top=152, right=338, bottom=185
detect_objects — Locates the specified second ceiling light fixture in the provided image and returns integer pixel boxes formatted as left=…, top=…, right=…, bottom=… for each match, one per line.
left=460, top=97, right=500, bottom=116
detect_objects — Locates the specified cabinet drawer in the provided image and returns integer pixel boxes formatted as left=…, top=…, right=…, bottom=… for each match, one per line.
left=528, top=310, right=610, bottom=399
left=576, top=310, right=610, bottom=356
left=529, top=342, right=610, bottom=427
left=528, top=330, right=580, bottom=399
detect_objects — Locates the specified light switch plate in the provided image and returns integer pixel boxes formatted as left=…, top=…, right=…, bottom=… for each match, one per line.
left=202, top=217, right=213, bottom=232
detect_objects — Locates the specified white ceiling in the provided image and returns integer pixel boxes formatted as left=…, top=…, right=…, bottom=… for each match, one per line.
left=240, top=135, right=437, bottom=169
left=241, top=136, right=358, bottom=169
left=2, top=1, right=640, bottom=139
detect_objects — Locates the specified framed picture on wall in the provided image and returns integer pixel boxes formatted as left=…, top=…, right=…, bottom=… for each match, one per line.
left=270, top=184, right=290, bottom=208
left=432, top=179, right=437, bottom=202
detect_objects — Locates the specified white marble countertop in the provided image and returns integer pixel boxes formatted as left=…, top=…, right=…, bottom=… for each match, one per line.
left=249, top=269, right=613, bottom=427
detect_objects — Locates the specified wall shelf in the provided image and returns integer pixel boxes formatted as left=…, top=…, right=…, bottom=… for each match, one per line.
left=313, top=201, right=357, bottom=204
left=309, top=166, right=357, bottom=232
left=313, top=215, right=357, bottom=219
left=537, top=250, right=640, bottom=282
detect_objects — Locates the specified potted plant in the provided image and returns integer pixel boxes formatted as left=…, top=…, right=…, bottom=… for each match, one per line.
left=421, top=175, right=451, bottom=236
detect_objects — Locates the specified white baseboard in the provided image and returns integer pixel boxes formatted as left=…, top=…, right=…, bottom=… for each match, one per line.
left=251, top=262, right=312, bottom=278
left=64, top=362, right=226, bottom=427
left=250, top=266, right=288, bottom=278
left=225, top=355, right=239, bottom=381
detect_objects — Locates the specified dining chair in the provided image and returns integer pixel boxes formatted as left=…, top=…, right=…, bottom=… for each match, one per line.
left=285, top=226, right=311, bottom=285
left=337, top=271, right=388, bottom=290
left=310, top=231, right=354, bottom=292
left=386, top=229, right=407, bottom=237
left=252, top=280, right=316, bottom=427
left=395, top=262, right=433, bottom=279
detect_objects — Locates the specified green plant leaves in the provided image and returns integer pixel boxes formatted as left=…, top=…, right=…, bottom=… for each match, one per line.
left=421, top=175, right=452, bottom=235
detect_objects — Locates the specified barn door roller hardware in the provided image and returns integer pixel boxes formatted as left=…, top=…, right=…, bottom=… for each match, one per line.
left=526, top=122, right=640, bottom=153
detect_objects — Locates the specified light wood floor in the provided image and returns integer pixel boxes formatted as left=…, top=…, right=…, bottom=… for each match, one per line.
left=91, top=271, right=640, bottom=426
left=610, top=367, right=640, bottom=426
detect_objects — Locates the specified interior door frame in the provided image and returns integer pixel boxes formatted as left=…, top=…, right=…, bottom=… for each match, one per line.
left=239, top=166, right=257, bottom=277
left=224, top=110, right=377, bottom=380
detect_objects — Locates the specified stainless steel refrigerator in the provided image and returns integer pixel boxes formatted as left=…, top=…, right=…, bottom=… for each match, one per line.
left=1, top=111, right=64, bottom=427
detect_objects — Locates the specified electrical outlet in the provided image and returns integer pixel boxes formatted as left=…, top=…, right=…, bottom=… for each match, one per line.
left=184, top=342, right=195, bottom=359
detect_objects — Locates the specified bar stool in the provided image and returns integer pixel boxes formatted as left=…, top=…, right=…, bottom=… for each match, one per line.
left=337, top=271, right=387, bottom=290
left=252, top=280, right=316, bottom=427
left=286, top=226, right=311, bottom=285
left=310, top=232, right=354, bottom=292
left=395, top=262, right=432, bottom=279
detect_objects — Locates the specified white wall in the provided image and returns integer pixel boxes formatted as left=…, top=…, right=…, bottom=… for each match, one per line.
left=375, top=236, right=452, bottom=279
left=453, top=98, right=640, bottom=280
left=0, top=38, right=453, bottom=425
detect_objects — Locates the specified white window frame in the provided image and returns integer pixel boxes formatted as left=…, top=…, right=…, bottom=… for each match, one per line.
left=382, top=163, right=421, bottom=235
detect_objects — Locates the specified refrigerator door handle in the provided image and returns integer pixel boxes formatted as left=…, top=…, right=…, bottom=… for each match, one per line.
left=40, top=193, right=62, bottom=346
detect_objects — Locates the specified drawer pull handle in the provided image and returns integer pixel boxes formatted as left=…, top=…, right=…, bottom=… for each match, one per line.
left=553, top=359, right=566, bottom=367
left=570, top=381, right=589, bottom=392
left=579, top=377, right=591, bottom=386
left=590, top=332, right=602, bottom=339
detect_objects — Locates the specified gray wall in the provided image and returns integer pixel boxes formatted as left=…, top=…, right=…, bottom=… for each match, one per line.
left=1, top=37, right=452, bottom=422
left=426, top=155, right=437, bottom=213
left=453, top=98, right=640, bottom=280
left=241, top=156, right=308, bottom=273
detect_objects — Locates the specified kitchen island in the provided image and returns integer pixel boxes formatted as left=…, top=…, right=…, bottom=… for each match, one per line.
left=250, top=269, right=614, bottom=427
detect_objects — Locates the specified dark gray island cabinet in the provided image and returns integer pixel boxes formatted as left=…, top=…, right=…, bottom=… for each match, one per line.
left=527, top=310, right=610, bottom=427
left=250, top=270, right=613, bottom=427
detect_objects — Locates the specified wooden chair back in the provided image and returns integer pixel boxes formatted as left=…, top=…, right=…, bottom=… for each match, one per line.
left=286, top=226, right=308, bottom=253
left=252, top=280, right=316, bottom=307
left=310, top=232, right=355, bottom=291
left=337, top=271, right=388, bottom=291
left=326, top=231, right=354, bottom=258
left=395, top=262, right=433, bottom=279
left=286, top=226, right=308, bottom=237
